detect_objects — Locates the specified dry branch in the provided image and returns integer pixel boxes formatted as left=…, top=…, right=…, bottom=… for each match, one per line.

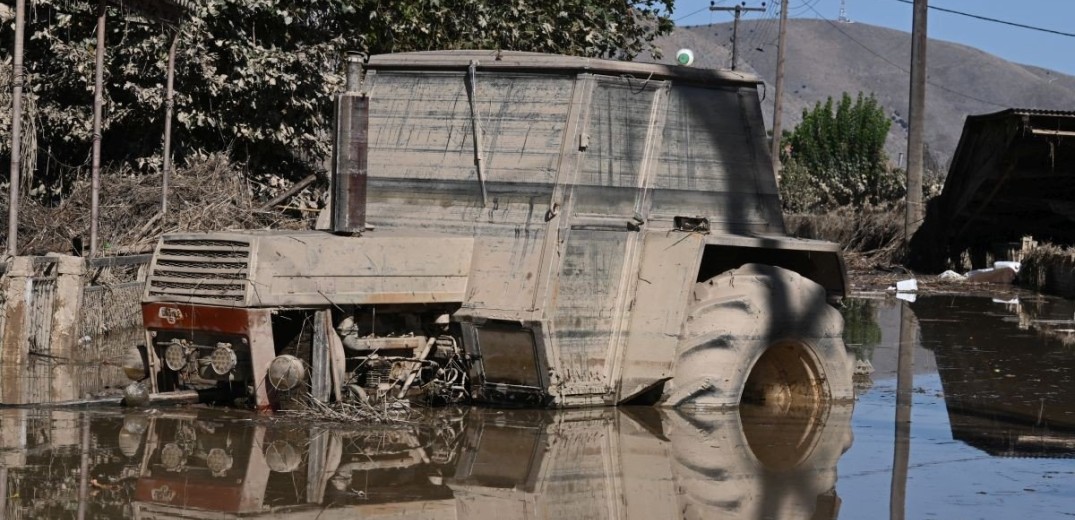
left=0, top=154, right=314, bottom=256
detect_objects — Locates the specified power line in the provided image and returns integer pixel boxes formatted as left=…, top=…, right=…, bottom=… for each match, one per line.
left=742, top=3, right=779, bottom=50
left=803, top=3, right=1008, bottom=108
left=676, top=0, right=735, bottom=24
left=674, top=5, right=710, bottom=23
left=893, top=0, right=1075, bottom=38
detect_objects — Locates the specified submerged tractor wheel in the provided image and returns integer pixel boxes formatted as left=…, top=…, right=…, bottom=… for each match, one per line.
left=667, top=263, right=853, bottom=408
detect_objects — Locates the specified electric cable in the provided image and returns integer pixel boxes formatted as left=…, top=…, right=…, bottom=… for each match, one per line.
left=893, top=0, right=1075, bottom=38
left=804, top=3, right=1008, bottom=108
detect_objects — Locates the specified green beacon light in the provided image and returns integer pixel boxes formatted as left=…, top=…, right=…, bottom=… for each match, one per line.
left=676, top=48, right=695, bottom=66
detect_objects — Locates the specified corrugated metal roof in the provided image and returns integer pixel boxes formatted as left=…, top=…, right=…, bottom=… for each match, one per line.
left=967, top=108, right=1075, bottom=122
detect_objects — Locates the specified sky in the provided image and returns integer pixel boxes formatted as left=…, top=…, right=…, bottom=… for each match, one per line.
left=672, top=0, right=1075, bottom=76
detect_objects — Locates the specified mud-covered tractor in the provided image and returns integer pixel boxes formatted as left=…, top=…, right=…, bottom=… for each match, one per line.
left=133, top=51, right=852, bottom=411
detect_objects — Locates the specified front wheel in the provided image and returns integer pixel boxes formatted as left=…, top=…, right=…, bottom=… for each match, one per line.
left=666, top=264, right=854, bottom=409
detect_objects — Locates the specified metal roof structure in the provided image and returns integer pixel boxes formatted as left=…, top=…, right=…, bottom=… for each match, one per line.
left=909, top=108, right=1075, bottom=271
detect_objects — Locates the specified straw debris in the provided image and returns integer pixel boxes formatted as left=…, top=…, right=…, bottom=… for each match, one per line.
left=0, top=154, right=315, bottom=256
left=282, top=395, right=417, bottom=425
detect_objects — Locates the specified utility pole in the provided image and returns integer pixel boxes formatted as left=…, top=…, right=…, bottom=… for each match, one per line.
left=6, top=0, right=25, bottom=257
left=710, top=1, right=768, bottom=71
left=89, top=0, right=106, bottom=257
left=770, top=0, right=789, bottom=171
left=905, top=0, right=927, bottom=237
left=161, top=28, right=179, bottom=216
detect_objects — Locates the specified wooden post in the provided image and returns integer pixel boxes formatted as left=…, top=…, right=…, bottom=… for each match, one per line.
left=312, top=310, right=331, bottom=403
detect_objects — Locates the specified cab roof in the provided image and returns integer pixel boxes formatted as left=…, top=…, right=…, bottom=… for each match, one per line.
left=365, top=50, right=761, bottom=87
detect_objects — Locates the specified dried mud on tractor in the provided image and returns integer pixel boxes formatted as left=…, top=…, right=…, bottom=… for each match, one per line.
left=124, top=51, right=853, bottom=414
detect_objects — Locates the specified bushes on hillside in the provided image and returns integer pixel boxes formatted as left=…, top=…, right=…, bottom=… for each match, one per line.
left=779, top=92, right=905, bottom=212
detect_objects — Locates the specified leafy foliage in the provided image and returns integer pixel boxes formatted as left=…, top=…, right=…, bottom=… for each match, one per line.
left=841, top=298, right=881, bottom=361
left=1, top=0, right=673, bottom=192
left=779, top=92, right=904, bottom=212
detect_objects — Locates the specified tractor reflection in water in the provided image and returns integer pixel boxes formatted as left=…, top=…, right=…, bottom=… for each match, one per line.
left=113, top=403, right=851, bottom=519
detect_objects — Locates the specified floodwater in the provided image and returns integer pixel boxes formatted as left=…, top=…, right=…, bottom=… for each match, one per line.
left=0, top=295, right=1073, bottom=519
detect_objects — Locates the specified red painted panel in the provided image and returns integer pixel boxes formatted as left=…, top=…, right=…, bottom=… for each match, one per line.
left=134, top=477, right=245, bottom=512
left=142, top=302, right=254, bottom=334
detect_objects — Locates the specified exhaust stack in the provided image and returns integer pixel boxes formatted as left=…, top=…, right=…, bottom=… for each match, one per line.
left=331, top=54, right=369, bottom=234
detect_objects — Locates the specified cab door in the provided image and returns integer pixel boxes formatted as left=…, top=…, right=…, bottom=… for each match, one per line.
left=549, top=75, right=668, bottom=403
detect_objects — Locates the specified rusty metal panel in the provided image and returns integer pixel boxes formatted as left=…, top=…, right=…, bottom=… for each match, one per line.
left=616, top=231, right=705, bottom=402
left=332, top=94, right=368, bottom=233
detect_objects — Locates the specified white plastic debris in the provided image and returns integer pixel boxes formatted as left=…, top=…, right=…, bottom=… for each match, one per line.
left=896, top=292, right=917, bottom=303
left=938, top=270, right=966, bottom=282
left=895, top=278, right=918, bottom=292
left=994, top=261, right=1021, bottom=273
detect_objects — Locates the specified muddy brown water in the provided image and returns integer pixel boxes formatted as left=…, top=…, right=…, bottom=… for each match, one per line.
left=0, top=295, right=1073, bottom=519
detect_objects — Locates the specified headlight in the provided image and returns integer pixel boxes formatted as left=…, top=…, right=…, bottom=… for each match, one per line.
left=161, top=443, right=186, bottom=470
left=164, top=342, right=189, bottom=371
left=209, top=343, right=237, bottom=375
left=267, top=355, right=305, bottom=391
left=264, top=441, right=301, bottom=473
left=206, top=448, right=234, bottom=475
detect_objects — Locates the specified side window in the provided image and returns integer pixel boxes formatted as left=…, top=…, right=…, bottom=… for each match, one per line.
left=651, top=85, right=780, bottom=230
left=573, top=77, right=666, bottom=217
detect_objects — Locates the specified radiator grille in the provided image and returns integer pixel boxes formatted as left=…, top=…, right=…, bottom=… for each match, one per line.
left=146, top=237, right=251, bottom=304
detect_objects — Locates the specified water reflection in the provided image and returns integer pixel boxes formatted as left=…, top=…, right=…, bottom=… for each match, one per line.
left=0, top=402, right=853, bottom=519
left=913, top=296, right=1075, bottom=458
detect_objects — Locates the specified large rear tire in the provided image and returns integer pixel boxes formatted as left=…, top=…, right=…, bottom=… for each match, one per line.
left=666, top=263, right=854, bottom=408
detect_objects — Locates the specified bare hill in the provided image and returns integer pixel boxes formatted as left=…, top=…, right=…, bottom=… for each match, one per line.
left=646, top=19, right=1075, bottom=171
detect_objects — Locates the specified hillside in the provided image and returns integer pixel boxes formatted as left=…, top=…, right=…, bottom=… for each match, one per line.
left=646, top=19, right=1075, bottom=171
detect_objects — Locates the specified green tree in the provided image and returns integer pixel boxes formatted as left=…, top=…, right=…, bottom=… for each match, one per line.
left=841, top=299, right=881, bottom=361
left=779, top=92, right=903, bottom=212
left=1, top=0, right=673, bottom=191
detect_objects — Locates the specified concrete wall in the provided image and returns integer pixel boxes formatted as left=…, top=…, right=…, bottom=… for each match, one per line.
left=0, top=255, right=147, bottom=404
